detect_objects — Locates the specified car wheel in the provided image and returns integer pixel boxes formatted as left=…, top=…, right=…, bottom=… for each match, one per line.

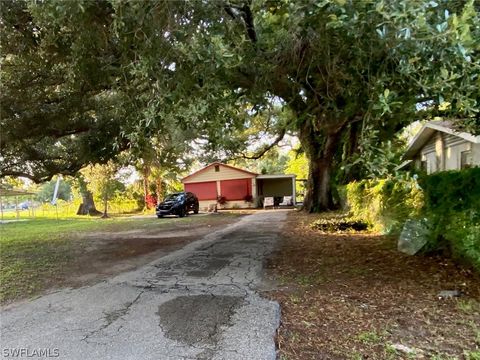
left=178, top=208, right=186, bottom=218
left=194, top=207, right=199, bottom=214
left=157, top=215, right=163, bottom=219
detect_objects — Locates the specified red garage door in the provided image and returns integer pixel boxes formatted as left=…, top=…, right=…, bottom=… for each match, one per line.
left=220, top=179, right=251, bottom=200
left=184, top=181, right=217, bottom=200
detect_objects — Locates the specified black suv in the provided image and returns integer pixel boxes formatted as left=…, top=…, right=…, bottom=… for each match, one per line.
left=156, top=192, right=199, bottom=218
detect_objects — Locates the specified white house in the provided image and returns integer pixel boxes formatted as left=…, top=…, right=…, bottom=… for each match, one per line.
left=401, top=121, right=480, bottom=173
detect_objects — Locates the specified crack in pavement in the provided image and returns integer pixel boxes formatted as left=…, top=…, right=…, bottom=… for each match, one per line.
left=1, top=210, right=289, bottom=360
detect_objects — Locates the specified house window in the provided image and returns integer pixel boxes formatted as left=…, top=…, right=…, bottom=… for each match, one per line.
left=214, top=165, right=220, bottom=172
left=461, top=151, right=472, bottom=169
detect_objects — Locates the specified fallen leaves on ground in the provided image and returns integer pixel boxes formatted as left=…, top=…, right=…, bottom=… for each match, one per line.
left=264, top=211, right=480, bottom=360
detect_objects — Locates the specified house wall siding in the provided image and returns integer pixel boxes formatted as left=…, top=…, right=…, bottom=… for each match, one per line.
left=473, top=143, right=480, bottom=166
left=445, top=133, right=467, bottom=147
left=183, top=165, right=256, bottom=183
left=420, top=131, right=474, bottom=173
left=421, top=134, right=436, bottom=155
left=445, top=141, right=470, bottom=170
left=421, top=134, right=438, bottom=173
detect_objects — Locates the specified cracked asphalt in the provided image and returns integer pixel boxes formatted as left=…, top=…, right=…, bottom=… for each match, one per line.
left=0, top=211, right=288, bottom=360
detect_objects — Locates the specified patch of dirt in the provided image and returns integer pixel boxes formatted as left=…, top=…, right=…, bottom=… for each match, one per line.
left=43, top=215, right=244, bottom=297
left=264, top=212, right=480, bottom=360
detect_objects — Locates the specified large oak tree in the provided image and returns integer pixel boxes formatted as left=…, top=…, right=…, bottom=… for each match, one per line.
left=1, top=0, right=478, bottom=211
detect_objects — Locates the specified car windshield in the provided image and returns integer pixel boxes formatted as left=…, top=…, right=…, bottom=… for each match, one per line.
left=164, top=193, right=184, bottom=201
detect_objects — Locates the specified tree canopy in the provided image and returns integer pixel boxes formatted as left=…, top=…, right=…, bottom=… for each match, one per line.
left=1, top=0, right=478, bottom=211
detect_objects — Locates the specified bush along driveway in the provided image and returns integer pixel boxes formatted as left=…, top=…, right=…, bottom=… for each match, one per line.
left=264, top=212, right=480, bottom=360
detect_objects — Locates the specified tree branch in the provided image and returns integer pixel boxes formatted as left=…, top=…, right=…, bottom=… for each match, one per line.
left=224, top=3, right=257, bottom=44
left=235, top=128, right=286, bottom=160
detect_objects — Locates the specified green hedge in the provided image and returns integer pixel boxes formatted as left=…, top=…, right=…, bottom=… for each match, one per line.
left=345, top=176, right=423, bottom=234
left=345, top=168, right=480, bottom=270
left=420, top=167, right=480, bottom=215
left=420, top=168, right=480, bottom=270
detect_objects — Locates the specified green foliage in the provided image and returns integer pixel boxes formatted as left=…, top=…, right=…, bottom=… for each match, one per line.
left=35, top=178, right=72, bottom=203
left=2, top=0, right=479, bottom=214
left=356, top=331, right=382, bottom=344
left=342, top=127, right=407, bottom=180
left=256, top=153, right=289, bottom=175
left=311, top=216, right=368, bottom=233
left=466, top=351, right=480, bottom=360
left=346, top=168, right=480, bottom=270
left=82, top=162, right=121, bottom=203
left=285, top=150, right=308, bottom=180
left=420, top=168, right=480, bottom=270
left=345, top=176, right=424, bottom=234
left=235, top=147, right=289, bottom=175
left=283, top=148, right=309, bottom=197
left=0, top=176, right=24, bottom=189
left=420, top=168, right=480, bottom=215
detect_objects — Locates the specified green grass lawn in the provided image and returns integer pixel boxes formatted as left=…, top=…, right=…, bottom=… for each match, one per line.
left=0, top=217, right=148, bottom=303
left=0, top=214, right=239, bottom=304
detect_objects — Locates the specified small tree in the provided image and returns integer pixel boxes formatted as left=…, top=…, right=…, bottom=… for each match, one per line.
left=84, top=161, right=119, bottom=218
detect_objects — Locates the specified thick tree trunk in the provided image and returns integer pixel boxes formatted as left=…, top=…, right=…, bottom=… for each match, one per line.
left=76, top=190, right=101, bottom=216
left=299, top=120, right=344, bottom=212
left=303, top=155, right=335, bottom=212
left=75, top=175, right=101, bottom=215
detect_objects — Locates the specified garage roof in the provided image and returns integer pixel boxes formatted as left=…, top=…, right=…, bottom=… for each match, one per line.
left=256, top=174, right=296, bottom=179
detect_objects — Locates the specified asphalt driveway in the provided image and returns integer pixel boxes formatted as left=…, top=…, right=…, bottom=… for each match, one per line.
left=0, top=211, right=288, bottom=360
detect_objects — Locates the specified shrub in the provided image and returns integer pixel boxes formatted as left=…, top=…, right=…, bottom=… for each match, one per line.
left=217, top=196, right=227, bottom=205
left=419, top=168, right=480, bottom=270
left=344, top=168, right=480, bottom=270
left=420, top=167, right=480, bottom=216
left=345, top=175, right=423, bottom=234
left=311, top=217, right=368, bottom=233
left=444, top=212, right=480, bottom=271
left=244, top=194, right=254, bottom=203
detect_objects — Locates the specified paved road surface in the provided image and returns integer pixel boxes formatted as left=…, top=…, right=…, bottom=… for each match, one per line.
left=1, top=211, right=288, bottom=360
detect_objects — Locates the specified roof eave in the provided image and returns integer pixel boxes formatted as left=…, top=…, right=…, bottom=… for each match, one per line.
left=403, top=122, right=480, bottom=159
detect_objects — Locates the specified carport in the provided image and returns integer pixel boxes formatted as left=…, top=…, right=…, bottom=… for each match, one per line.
left=0, top=188, right=37, bottom=221
left=255, top=174, right=296, bottom=207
